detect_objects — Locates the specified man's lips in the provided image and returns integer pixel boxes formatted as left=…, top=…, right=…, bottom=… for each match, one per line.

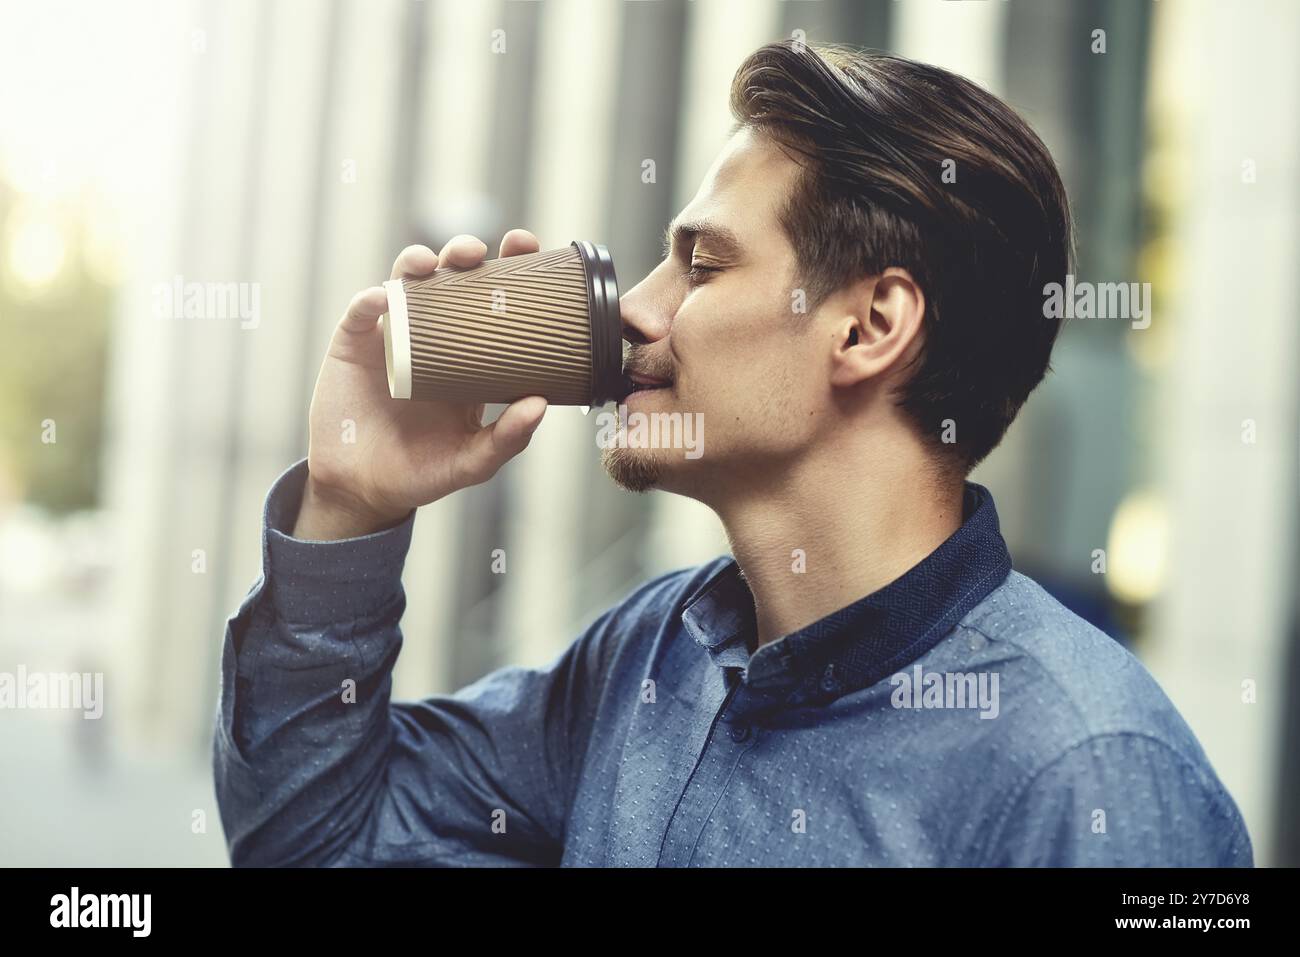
left=623, top=372, right=672, bottom=396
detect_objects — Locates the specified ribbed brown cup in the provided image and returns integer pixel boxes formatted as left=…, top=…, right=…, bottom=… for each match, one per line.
left=382, top=241, right=624, bottom=406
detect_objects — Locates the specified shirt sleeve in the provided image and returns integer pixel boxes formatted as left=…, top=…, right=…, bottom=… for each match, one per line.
left=212, top=457, right=619, bottom=867
left=980, top=732, right=1254, bottom=867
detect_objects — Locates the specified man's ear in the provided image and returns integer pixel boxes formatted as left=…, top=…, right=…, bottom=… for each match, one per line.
left=828, top=267, right=925, bottom=388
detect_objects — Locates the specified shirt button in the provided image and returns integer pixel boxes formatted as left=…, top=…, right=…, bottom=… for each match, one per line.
left=729, top=724, right=752, bottom=743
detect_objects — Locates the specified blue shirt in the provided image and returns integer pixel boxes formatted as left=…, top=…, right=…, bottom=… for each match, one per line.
left=212, top=458, right=1254, bottom=867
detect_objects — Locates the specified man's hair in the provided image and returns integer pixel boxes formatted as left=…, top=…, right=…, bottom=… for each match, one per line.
left=729, top=41, right=1074, bottom=473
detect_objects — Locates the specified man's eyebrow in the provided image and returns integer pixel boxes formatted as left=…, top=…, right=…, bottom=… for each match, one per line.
left=661, top=219, right=743, bottom=259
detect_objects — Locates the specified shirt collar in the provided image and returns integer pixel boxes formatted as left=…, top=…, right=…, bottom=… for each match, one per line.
left=680, top=482, right=1012, bottom=717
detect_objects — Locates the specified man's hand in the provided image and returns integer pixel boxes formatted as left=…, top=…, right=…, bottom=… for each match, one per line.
left=293, top=230, right=548, bottom=540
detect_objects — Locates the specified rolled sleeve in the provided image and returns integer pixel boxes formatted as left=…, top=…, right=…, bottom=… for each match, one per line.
left=260, top=458, right=416, bottom=623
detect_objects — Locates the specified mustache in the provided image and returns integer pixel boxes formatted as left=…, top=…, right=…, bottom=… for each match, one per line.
left=621, top=344, right=674, bottom=383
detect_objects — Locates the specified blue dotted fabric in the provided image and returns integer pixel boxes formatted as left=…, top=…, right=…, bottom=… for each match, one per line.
left=212, top=458, right=1253, bottom=867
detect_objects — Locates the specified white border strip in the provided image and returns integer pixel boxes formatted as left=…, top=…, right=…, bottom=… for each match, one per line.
left=382, top=278, right=412, bottom=399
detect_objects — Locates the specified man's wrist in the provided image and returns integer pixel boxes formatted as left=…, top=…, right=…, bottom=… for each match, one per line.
left=293, top=474, right=410, bottom=541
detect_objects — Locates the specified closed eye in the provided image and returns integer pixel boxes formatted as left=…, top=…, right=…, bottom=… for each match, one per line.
left=685, top=263, right=721, bottom=286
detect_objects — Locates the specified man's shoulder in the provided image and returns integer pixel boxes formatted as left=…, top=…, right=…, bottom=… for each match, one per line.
left=959, top=568, right=1127, bottom=668
left=949, top=570, right=1252, bottom=864
left=954, top=568, right=1222, bottom=777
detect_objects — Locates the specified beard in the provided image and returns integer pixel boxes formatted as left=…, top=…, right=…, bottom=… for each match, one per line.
left=601, top=444, right=667, bottom=493
left=603, top=342, right=680, bottom=491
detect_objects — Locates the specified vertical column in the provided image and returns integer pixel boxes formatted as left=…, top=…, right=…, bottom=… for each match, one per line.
left=1145, top=0, right=1300, bottom=865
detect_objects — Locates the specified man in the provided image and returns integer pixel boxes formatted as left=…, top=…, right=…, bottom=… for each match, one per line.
left=213, top=41, right=1252, bottom=866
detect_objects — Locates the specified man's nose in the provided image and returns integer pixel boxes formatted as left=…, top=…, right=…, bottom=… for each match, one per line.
left=618, top=275, right=671, bottom=346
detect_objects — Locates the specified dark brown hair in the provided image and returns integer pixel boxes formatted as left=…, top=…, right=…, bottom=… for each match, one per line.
left=730, top=41, right=1074, bottom=472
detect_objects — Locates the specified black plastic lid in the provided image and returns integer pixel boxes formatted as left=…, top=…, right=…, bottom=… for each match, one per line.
left=572, top=240, right=629, bottom=404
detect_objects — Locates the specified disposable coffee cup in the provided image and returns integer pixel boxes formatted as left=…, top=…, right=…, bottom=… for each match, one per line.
left=382, top=240, right=626, bottom=406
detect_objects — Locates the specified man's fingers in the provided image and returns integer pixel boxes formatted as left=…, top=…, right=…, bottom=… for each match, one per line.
left=338, top=286, right=390, bottom=334
left=436, top=234, right=489, bottom=270
left=493, top=395, right=548, bottom=445
left=499, top=228, right=541, bottom=259
left=390, top=244, right=438, bottom=281
left=453, top=396, right=547, bottom=487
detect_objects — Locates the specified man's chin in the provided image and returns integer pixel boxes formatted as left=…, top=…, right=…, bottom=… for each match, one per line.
left=601, top=446, right=668, bottom=493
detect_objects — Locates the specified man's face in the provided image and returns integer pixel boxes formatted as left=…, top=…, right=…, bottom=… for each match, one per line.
left=604, top=127, right=833, bottom=500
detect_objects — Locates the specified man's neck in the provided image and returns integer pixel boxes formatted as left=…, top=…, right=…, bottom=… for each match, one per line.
left=713, top=442, right=966, bottom=650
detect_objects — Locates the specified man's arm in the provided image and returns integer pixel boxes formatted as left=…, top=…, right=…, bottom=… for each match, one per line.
left=212, top=457, right=617, bottom=866
left=980, top=732, right=1254, bottom=867
left=212, top=232, right=590, bottom=865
